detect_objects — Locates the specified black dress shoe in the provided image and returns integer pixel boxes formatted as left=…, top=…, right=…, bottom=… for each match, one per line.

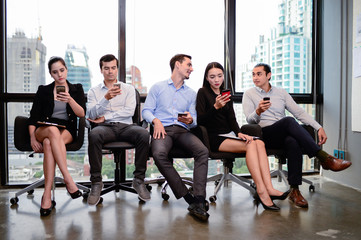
left=67, top=188, right=82, bottom=199
left=40, top=197, right=54, bottom=217
left=187, top=202, right=210, bottom=221
left=254, top=193, right=280, bottom=211
left=270, top=190, right=291, bottom=200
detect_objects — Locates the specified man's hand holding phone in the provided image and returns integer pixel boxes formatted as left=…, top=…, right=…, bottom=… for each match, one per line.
left=256, top=97, right=271, bottom=115
left=105, top=82, right=122, bottom=100
left=177, top=112, right=193, bottom=125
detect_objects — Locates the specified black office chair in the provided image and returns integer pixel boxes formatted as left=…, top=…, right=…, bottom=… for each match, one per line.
left=10, top=116, right=89, bottom=205
left=92, top=89, right=151, bottom=203
left=266, top=125, right=316, bottom=191
left=196, top=124, right=261, bottom=202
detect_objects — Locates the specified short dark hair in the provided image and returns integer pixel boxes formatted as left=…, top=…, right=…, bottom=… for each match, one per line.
left=254, top=63, right=271, bottom=75
left=202, top=62, right=225, bottom=90
left=169, top=54, right=192, bottom=72
left=99, top=54, right=118, bottom=69
left=48, top=56, right=67, bottom=73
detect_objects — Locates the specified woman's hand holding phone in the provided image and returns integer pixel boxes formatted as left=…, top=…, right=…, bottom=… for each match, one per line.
left=214, top=92, right=231, bottom=110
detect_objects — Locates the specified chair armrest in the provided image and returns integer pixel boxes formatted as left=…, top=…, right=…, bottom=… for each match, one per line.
left=240, top=124, right=262, bottom=137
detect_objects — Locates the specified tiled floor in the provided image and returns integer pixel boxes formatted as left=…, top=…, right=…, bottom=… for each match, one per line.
left=1, top=175, right=361, bottom=240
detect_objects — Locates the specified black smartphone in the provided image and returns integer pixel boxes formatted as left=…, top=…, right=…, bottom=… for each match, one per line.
left=263, top=97, right=270, bottom=101
left=178, top=113, right=187, bottom=118
left=221, top=89, right=231, bottom=96
left=56, top=86, right=65, bottom=94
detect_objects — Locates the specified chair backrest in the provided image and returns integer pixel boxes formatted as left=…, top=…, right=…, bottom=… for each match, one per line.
left=14, top=116, right=85, bottom=152
left=133, top=89, right=141, bottom=126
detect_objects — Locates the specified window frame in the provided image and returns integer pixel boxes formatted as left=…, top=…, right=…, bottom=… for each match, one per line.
left=0, top=0, right=322, bottom=186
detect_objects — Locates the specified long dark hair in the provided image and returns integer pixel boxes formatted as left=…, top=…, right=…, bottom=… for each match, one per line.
left=202, top=62, right=225, bottom=90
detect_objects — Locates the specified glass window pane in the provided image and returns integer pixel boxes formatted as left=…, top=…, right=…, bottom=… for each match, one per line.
left=235, top=0, right=313, bottom=94
left=6, top=0, right=118, bottom=184
left=6, top=0, right=118, bottom=93
left=126, top=0, right=224, bottom=93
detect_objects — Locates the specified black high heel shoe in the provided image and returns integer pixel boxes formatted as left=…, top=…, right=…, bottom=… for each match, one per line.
left=40, top=197, right=54, bottom=217
left=254, top=193, right=280, bottom=211
left=270, top=189, right=291, bottom=201
left=67, top=188, right=82, bottom=199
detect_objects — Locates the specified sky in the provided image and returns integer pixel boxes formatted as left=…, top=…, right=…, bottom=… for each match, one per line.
left=6, top=0, right=280, bottom=92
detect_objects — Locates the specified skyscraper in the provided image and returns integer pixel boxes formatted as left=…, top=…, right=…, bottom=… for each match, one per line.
left=64, top=45, right=91, bottom=93
left=239, top=0, right=312, bottom=94
left=7, top=30, right=47, bottom=120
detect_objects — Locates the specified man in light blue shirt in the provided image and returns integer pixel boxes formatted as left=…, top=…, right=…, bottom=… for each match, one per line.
left=243, top=63, right=352, bottom=208
left=87, top=54, right=150, bottom=205
left=142, top=54, right=209, bottom=221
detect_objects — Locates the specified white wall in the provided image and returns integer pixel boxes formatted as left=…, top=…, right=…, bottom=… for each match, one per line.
left=322, top=0, right=361, bottom=190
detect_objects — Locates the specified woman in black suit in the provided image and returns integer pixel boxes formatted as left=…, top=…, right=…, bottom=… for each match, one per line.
left=196, top=62, right=289, bottom=211
left=28, top=56, right=86, bottom=216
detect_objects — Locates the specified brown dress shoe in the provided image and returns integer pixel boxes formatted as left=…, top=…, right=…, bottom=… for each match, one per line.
left=289, top=189, right=308, bottom=208
left=321, top=155, right=352, bottom=172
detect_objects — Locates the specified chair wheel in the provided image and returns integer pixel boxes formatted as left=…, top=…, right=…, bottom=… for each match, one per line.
left=146, top=185, right=152, bottom=192
left=82, top=192, right=89, bottom=199
left=27, top=189, right=34, bottom=195
left=10, top=197, right=19, bottom=205
left=209, top=195, right=217, bottom=203
left=162, top=193, right=170, bottom=201
left=205, top=200, right=209, bottom=211
left=309, top=185, right=315, bottom=192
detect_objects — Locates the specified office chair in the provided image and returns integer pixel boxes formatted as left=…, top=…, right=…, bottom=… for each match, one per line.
left=90, top=89, right=153, bottom=203
left=266, top=125, right=316, bottom=191
left=196, top=124, right=261, bottom=202
left=10, top=116, right=89, bottom=205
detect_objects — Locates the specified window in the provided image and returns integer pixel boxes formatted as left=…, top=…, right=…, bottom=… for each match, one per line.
left=5, top=0, right=118, bottom=184
left=3, top=0, right=225, bottom=184
left=126, top=0, right=224, bottom=93
left=235, top=0, right=313, bottom=94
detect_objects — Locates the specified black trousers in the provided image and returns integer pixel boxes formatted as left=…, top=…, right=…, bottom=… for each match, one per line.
left=88, top=122, right=150, bottom=183
left=262, top=117, right=320, bottom=185
left=151, top=125, right=209, bottom=199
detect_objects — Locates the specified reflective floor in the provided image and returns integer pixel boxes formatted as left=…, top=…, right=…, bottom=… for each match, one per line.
left=1, top=176, right=361, bottom=240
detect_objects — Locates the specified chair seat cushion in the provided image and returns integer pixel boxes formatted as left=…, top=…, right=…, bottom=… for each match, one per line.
left=103, top=142, right=136, bottom=150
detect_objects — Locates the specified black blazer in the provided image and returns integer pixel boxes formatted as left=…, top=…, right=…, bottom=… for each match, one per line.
left=27, top=80, right=86, bottom=139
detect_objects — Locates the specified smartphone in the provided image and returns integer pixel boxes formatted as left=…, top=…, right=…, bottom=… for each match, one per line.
left=263, top=97, right=270, bottom=101
left=113, top=83, right=121, bottom=89
left=221, top=89, right=231, bottom=96
left=56, top=86, right=65, bottom=94
left=178, top=113, right=187, bottom=118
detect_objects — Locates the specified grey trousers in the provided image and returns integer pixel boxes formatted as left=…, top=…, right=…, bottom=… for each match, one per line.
left=88, top=122, right=150, bottom=183
left=151, top=125, right=209, bottom=199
